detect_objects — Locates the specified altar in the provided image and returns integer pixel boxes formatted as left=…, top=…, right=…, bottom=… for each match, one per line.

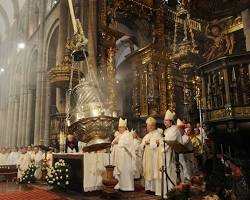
left=52, top=153, right=109, bottom=192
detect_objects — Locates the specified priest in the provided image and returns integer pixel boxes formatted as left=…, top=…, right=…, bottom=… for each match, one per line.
left=158, top=110, right=183, bottom=197
left=141, top=117, right=163, bottom=194
left=65, top=134, right=79, bottom=153
left=6, top=147, right=20, bottom=165
left=31, top=146, right=43, bottom=180
left=111, top=117, right=136, bottom=191
left=27, top=146, right=34, bottom=157
left=17, top=147, right=31, bottom=179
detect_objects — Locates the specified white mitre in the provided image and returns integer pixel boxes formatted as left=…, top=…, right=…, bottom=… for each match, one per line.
left=164, top=110, right=175, bottom=120
left=177, top=118, right=185, bottom=127
left=118, top=117, right=127, bottom=127
left=146, top=117, right=156, bottom=125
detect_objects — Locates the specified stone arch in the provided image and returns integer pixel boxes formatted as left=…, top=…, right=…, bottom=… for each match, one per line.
left=113, top=18, right=151, bottom=116
left=45, top=19, right=59, bottom=70
left=11, top=0, right=20, bottom=19
left=44, top=20, right=59, bottom=116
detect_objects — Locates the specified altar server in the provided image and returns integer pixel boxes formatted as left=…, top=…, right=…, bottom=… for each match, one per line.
left=17, top=147, right=31, bottom=179
left=141, top=117, right=163, bottom=194
left=111, top=117, right=136, bottom=191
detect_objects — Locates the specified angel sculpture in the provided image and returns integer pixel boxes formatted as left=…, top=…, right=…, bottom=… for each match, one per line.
left=203, top=24, right=234, bottom=61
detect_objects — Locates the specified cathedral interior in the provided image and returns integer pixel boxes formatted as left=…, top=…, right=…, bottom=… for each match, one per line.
left=0, top=0, right=250, bottom=199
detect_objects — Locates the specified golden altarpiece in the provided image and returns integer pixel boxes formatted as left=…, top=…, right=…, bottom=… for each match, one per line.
left=47, top=0, right=250, bottom=155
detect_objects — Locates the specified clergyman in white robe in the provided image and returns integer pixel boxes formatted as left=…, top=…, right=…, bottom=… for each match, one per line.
left=141, top=117, right=163, bottom=193
left=31, top=147, right=43, bottom=180
left=156, top=110, right=183, bottom=198
left=6, top=148, right=20, bottom=165
left=17, top=148, right=31, bottom=179
left=111, top=118, right=136, bottom=191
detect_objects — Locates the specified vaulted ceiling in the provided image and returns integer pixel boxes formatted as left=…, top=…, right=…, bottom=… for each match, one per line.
left=0, top=0, right=26, bottom=40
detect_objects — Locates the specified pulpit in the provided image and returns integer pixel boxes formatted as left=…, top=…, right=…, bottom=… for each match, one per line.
left=52, top=153, right=109, bottom=192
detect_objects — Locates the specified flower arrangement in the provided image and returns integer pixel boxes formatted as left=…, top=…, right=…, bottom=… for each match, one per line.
left=46, top=159, right=70, bottom=189
left=19, top=163, right=37, bottom=184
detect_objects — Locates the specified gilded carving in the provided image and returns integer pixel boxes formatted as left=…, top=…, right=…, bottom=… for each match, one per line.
left=48, top=38, right=81, bottom=88
left=106, top=47, right=118, bottom=112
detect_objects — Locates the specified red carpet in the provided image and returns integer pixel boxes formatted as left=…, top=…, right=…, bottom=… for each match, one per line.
left=0, top=188, right=69, bottom=200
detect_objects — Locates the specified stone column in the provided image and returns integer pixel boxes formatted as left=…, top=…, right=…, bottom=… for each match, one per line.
left=54, top=0, right=68, bottom=119
left=12, top=97, right=20, bottom=147
left=5, top=65, right=15, bottom=146
left=34, top=71, right=42, bottom=145
left=34, top=0, right=45, bottom=145
left=44, top=78, right=51, bottom=146
left=17, top=88, right=24, bottom=147
left=7, top=99, right=15, bottom=146
left=57, top=0, right=68, bottom=64
left=39, top=71, right=46, bottom=145
left=10, top=99, right=16, bottom=146
left=25, top=88, right=33, bottom=146
left=21, top=88, right=28, bottom=145
left=5, top=100, right=12, bottom=146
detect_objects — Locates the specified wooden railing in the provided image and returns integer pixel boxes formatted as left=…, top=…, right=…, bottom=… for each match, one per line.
left=0, top=165, right=18, bottom=182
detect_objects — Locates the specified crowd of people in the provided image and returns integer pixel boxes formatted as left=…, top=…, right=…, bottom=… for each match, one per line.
left=0, top=146, right=53, bottom=180
left=0, top=109, right=210, bottom=198
left=110, top=109, right=211, bottom=198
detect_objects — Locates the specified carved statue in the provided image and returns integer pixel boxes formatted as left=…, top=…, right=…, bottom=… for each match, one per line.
left=203, top=23, right=234, bottom=61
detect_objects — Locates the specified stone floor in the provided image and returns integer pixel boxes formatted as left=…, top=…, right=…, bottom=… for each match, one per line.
left=0, top=181, right=161, bottom=200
